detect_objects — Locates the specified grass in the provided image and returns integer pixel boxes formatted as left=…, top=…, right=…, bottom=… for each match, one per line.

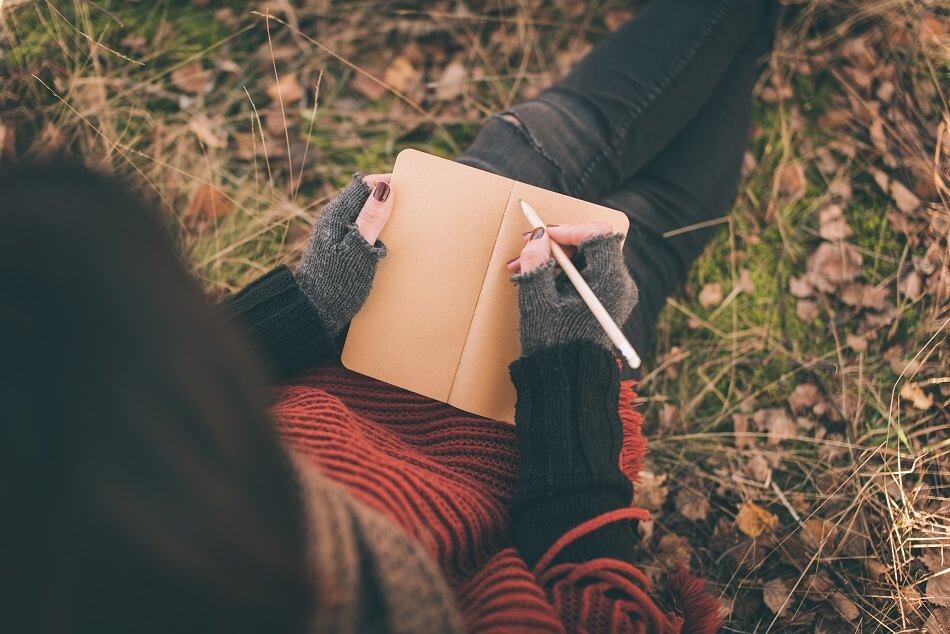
left=2, top=0, right=948, bottom=631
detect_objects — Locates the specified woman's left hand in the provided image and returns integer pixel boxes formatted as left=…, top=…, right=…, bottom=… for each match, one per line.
left=295, top=172, right=394, bottom=335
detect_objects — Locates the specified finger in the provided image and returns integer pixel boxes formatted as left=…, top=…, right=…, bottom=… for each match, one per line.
left=355, top=180, right=394, bottom=244
left=362, top=173, right=392, bottom=187
left=546, top=222, right=613, bottom=246
left=517, top=226, right=551, bottom=273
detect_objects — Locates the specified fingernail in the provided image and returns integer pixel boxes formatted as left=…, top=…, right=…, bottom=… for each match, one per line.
left=506, top=255, right=520, bottom=264
left=529, top=227, right=545, bottom=240
left=372, top=181, right=390, bottom=203
left=522, top=230, right=532, bottom=237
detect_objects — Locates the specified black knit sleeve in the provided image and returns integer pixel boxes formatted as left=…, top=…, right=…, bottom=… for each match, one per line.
left=219, top=265, right=339, bottom=381
left=508, top=341, right=636, bottom=567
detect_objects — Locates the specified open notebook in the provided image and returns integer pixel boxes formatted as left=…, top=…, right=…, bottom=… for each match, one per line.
left=341, top=149, right=630, bottom=423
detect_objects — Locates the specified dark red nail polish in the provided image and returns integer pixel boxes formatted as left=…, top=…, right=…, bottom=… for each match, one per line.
left=372, top=181, right=390, bottom=202
left=506, top=255, right=520, bottom=264
left=522, top=230, right=532, bottom=237
left=530, top=227, right=545, bottom=240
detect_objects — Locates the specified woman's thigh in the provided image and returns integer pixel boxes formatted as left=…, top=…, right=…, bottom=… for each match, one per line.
left=456, top=0, right=771, bottom=201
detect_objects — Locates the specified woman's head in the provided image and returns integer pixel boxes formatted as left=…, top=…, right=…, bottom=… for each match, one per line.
left=0, top=164, right=312, bottom=633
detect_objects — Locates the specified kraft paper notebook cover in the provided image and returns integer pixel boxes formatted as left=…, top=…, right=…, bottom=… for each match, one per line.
left=341, top=149, right=629, bottom=424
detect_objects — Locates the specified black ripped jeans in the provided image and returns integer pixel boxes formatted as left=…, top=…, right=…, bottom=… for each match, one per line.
left=457, top=0, right=777, bottom=377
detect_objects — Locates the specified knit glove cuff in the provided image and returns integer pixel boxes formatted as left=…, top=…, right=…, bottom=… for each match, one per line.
left=508, top=341, right=632, bottom=516
left=512, top=233, right=638, bottom=357
left=295, top=174, right=387, bottom=335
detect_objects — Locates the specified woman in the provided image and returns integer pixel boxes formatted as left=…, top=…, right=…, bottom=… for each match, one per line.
left=1, top=0, right=776, bottom=631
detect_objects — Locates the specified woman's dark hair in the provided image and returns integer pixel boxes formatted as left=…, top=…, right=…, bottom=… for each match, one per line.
left=0, top=164, right=313, bottom=633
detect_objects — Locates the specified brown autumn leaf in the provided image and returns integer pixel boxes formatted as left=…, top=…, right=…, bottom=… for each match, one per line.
left=188, top=114, right=227, bottom=149
left=633, top=470, right=668, bottom=512
left=806, top=242, right=862, bottom=293
left=900, top=383, right=933, bottom=410
left=674, top=488, right=710, bottom=521
left=818, top=109, right=852, bottom=129
left=754, top=408, right=796, bottom=445
left=831, top=592, right=860, bottom=620
left=789, top=276, right=812, bottom=298
left=890, top=180, right=921, bottom=213
left=819, top=204, right=853, bottom=241
left=699, top=282, right=723, bottom=308
left=604, top=9, right=633, bottom=31
left=801, top=573, right=834, bottom=601
left=185, top=184, right=233, bottom=222
left=924, top=609, right=950, bottom=634
left=840, top=36, right=877, bottom=68
left=899, top=271, right=924, bottom=301
left=927, top=573, right=950, bottom=608
left=745, top=452, right=770, bottom=484
left=762, top=578, right=792, bottom=616
left=796, top=299, right=819, bottom=323
left=921, top=14, right=949, bottom=45
left=266, top=73, right=304, bottom=104
left=434, top=59, right=466, bottom=101
left=776, top=161, right=806, bottom=200
left=171, top=61, right=210, bottom=94
left=384, top=56, right=419, bottom=93
left=846, top=333, right=868, bottom=352
left=788, top=384, right=821, bottom=414
left=658, top=403, right=680, bottom=435
left=655, top=533, right=692, bottom=570
left=733, top=413, right=753, bottom=449
left=736, top=501, right=778, bottom=538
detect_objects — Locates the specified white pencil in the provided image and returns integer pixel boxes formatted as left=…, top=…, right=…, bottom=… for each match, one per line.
left=519, top=199, right=642, bottom=370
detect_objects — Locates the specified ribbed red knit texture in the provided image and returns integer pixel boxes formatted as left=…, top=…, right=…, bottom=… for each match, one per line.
left=271, top=366, right=720, bottom=633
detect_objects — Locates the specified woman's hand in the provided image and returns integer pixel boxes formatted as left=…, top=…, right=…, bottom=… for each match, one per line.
left=509, top=223, right=638, bottom=357
left=295, top=173, right=394, bottom=335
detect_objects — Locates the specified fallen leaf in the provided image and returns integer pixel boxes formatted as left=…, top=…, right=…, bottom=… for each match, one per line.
left=789, top=276, right=812, bottom=298
left=185, top=184, right=233, bottom=221
left=796, top=299, right=819, bottom=323
left=634, top=470, right=668, bottom=512
left=925, top=609, right=950, bottom=633
left=266, top=73, right=304, bottom=103
left=828, top=177, right=852, bottom=201
left=699, top=282, right=723, bottom=308
left=733, top=414, right=753, bottom=449
left=921, top=15, right=949, bottom=45
left=876, top=80, right=895, bottom=102
left=434, top=59, right=466, bottom=101
left=898, top=271, right=923, bottom=300
left=928, top=573, right=950, bottom=608
left=736, top=501, right=778, bottom=538
left=737, top=269, right=756, bottom=293
left=655, top=533, right=692, bottom=570
left=806, top=242, right=862, bottom=292
left=188, top=114, right=227, bottom=149
left=352, top=70, right=387, bottom=100
left=861, top=285, right=889, bottom=311
left=658, top=403, right=680, bottom=435
left=604, top=9, right=633, bottom=31
left=819, top=204, right=853, bottom=241
left=762, top=578, right=792, bottom=616
left=891, top=180, right=921, bottom=213
left=846, top=333, right=868, bottom=352
left=801, top=573, right=834, bottom=601
left=900, top=383, right=933, bottom=410
left=171, top=61, right=210, bottom=94
left=745, top=452, right=770, bottom=483
left=675, top=488, right=710, bottom=521
left=840, top=36, right=877, bottom=68
left=384, top=56, right=419, bottom=93
left=831, top=592, right=860, bottom=620
left=776, top=161, right=806, bottom=200
left=788, top=384, right=821, bottom=414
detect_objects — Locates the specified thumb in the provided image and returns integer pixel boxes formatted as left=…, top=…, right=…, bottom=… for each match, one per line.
left=355, top=179, right=393, bottom=244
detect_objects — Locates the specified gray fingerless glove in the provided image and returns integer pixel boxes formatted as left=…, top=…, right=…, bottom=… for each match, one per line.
left=512, top=233, right=638, bottom=356
left=295, top=173, right=387, bottom=335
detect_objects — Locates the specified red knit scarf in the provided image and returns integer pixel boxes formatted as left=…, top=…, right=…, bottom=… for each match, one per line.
left=271, top=366, right=720, bottom=633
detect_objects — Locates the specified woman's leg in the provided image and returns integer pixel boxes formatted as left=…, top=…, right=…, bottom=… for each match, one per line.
left=457, top=0, right=772, bottom=201
left=605, top=21, right=775, bottom=373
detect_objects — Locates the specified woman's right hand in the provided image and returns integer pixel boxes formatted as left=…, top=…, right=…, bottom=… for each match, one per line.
left=508, top=223, right=638, bottom=357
